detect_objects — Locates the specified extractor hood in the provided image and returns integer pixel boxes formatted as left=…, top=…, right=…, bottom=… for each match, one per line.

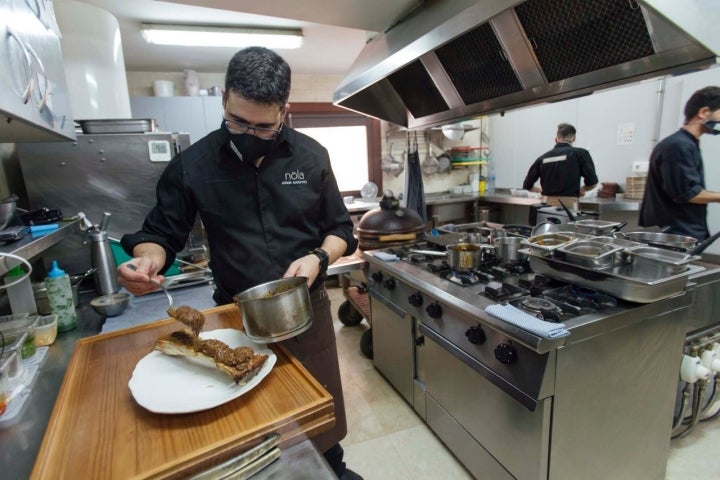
left=333, top=0, right=719, bottom=129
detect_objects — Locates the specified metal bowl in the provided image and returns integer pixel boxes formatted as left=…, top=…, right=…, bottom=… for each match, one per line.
left=0, top=194, right=18, bottom=230
left=234, top=277, right=312, bottom=343
left=90, top=293, right=130, bottom=317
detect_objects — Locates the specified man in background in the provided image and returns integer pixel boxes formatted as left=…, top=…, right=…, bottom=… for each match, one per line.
left=639, top=86, right=720, bottom=241
left=523, top=123, right=599, bottom=206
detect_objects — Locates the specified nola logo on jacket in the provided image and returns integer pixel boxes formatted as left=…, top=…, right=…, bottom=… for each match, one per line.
left=281, top=168, right=308, bottom=185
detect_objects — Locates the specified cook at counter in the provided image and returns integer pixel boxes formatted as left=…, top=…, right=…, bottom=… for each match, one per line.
left=522, top=123, right=599, bottom=206
left=117, top=47, right=362, bottom=480
left=639, top=86, right=720, bottom=241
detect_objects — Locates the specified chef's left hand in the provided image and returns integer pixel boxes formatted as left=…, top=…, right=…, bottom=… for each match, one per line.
left=283, top=254, right=320, bottom=287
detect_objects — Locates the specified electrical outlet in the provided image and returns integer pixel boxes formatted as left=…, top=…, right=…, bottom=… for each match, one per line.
left=632, top=161, right=649, bottom=174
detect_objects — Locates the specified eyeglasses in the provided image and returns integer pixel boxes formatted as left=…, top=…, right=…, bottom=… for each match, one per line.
left=224, top=118, right=283, bottom=139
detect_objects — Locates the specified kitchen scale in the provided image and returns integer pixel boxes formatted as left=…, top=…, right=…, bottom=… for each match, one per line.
left=0, top=226, right=28, bottom=242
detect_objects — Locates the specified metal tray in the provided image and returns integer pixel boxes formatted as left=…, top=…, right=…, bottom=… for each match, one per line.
left=524, top=233, right=574, bottom=255
left=567, top=219, right=624, bottom=235
left=623, top=246, right=698, bottom=275
left=79, top=119, right=157, bottom=134
left=554, top=240, right=624, bottom=268
left=528, top=252, right=705, bottom=303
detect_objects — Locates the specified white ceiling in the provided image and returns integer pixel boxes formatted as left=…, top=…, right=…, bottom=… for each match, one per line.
left=55, top=0, right=422, bottom=75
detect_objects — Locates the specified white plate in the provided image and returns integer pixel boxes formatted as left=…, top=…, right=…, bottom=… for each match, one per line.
left=128, top=329, right=276, bottom=414
left=360, top=181, right=378, bottom=198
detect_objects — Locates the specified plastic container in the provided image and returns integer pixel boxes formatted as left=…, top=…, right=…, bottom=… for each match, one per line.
left=34, top=315, right=58, bottom=347
left=4, top=265, right=37, bottom=316
left=0, top=314, right=38, bottom=359
left=44, top=261, right=77, bottom=332
left=486, top=161, right=496, bottom=194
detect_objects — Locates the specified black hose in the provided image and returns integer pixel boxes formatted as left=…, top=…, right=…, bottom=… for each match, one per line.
left=0, top=330, right=4, bottom=358
left=672, top=382, right=691, bottom=430
left=701, top=376, right=720, bottom=422
left=672, top=382, right=705, bottom=439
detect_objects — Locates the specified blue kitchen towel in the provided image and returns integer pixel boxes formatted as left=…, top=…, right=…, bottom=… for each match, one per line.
left=485, top=304, right=571, bottom=339
left=374, top=251, right=398, bottom=262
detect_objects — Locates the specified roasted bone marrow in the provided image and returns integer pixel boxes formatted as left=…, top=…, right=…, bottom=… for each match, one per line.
left=155, top=330, right=268, bottom=385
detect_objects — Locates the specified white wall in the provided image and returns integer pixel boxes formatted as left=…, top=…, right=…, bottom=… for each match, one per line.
left=125, top=71, right=345, bottom=103
left=488, top=67, right=720, bottom=253
left=489, top=79, right=662, bottom=190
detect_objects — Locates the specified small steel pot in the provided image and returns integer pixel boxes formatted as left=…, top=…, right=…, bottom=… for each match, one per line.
left=446, top=243, right=484, bottom=270
left=493, top=236, right=527, bottom=262
left=234, top=277, right=313, bottom=343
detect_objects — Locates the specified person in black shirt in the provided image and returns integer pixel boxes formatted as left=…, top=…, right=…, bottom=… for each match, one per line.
left=118, top=47, right=362, bottom=480
left=523, top=123, right=599, bottom=202
left=639, top=86, right=720, bottom=241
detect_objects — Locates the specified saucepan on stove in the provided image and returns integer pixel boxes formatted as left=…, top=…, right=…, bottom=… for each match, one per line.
left=233, top=277, right=313, bottom=343
left=446, top=243, right=493, bottom=270
left=493, top=236, right=527, bottom=262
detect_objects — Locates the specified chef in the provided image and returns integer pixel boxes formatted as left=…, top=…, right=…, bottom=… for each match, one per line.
left=117, top=47, right=362, bottom=480
left=639, top=85, right=720, bottom=241
left=523, top=123, right=599, bottom=207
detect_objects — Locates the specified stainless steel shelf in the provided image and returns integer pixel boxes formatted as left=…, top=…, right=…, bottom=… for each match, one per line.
left=0, top=219, right=81, bottom=274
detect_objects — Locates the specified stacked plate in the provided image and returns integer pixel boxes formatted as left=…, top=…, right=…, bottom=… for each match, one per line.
left=598, top=182, right=619, bottom=198
left=625, top=175, right=647, bottom=199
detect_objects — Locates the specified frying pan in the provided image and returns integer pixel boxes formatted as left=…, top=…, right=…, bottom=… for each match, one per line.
left=614, top=230, right=720, bottom=255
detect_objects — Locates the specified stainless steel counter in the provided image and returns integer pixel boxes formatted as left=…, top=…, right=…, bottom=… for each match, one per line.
left=0, top=288, right=336, bottom=479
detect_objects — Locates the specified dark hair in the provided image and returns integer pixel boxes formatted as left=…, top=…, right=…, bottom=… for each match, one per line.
left=557, top=123, right=576, bottom=141
left=224, top=47, right=291, bottom=107
left=683, top=86, right=720, bottom=121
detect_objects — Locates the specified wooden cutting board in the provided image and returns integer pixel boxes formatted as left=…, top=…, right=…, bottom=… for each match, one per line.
left=31, top=305, right=335, bottom=479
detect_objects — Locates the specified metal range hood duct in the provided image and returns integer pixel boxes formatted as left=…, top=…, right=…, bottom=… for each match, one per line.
left=333, top=0, right=719, bottom=129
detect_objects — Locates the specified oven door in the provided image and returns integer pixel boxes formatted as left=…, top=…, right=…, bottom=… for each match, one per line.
left=419, top=324, right=552, bottom=480
left=370, top=289, right=415, bottom=405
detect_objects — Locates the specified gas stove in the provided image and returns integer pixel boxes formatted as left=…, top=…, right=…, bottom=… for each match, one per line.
left=379, top=243, right=618, bottom=322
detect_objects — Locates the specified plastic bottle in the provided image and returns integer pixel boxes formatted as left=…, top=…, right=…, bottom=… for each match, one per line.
left=4, top=265, right=37, bottom=315
left=45, top=261, right=77, bottom=332
left=486, top=161, right=496, bottom=194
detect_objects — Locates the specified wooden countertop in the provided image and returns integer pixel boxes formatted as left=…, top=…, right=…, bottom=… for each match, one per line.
left=31, top=305, right=334, bottom=479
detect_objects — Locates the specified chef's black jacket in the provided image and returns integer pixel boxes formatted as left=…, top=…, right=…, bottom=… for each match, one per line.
left=122, top=123, right=358, bottom=304
left=639, top=129, right=708, bottom=240
left=522, top=142, right=598, bottom=197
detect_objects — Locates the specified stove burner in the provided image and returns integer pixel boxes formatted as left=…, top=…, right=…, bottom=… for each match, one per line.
left=448, top=270, right=480, bottom=285
left=521, top=297, right=556, bottom=312
left=407, top=253, right=427, bottom=264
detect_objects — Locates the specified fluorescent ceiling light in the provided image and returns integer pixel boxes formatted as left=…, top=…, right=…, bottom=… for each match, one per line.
left=141, top=24, right=303, bottom=49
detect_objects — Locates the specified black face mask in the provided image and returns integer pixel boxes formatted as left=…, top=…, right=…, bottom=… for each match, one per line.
left=229, top=132, right=276, bottom=162
left=704, top=120, right=720, bottom=136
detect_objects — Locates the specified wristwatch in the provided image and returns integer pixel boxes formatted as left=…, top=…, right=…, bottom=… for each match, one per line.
left=310, top=248, right=329, bottom=272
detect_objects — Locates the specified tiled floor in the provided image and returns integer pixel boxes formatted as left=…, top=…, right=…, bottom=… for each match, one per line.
left=326, top=286, right=720, bottom=480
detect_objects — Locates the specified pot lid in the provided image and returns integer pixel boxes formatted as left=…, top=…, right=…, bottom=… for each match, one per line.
left=356, top=192, right=426, bottom=236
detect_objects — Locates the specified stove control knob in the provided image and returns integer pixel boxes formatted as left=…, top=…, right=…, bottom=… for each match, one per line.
left=426, top=302, right=442, bottom=319
left=408, top=292, right=424, bottom=307
left=382, top=277, right=396, bottom=290
left=494, top=343, right=518, bottom=364
left=465, top=325, right=486, bottom=345
left=371, top=271, right=383, bottom=283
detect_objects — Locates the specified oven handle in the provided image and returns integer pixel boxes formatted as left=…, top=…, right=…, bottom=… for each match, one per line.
left=418, top=322, right=540, bottom=411
left=369, top=288, right=407, bottom=318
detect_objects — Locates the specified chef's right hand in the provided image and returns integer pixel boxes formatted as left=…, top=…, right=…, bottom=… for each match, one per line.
left=118, top=257, right=167, bottom=296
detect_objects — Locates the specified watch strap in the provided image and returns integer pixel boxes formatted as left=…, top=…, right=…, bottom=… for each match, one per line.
left=310, top=248, right=329, bottom=272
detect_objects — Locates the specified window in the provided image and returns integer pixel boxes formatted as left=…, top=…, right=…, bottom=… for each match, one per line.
left=287, top=103, right=381, bottom=196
